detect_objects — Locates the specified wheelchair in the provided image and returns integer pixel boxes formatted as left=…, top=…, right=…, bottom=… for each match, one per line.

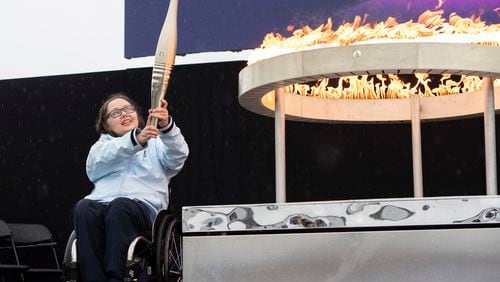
left=62, top=209, right=182, bottom=282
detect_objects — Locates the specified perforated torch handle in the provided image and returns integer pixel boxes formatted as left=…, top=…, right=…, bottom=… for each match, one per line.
left=151, top=65, right=172, bottom=128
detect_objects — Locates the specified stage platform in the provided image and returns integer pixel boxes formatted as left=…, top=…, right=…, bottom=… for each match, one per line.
left=182, top=196, right=500, bottom=281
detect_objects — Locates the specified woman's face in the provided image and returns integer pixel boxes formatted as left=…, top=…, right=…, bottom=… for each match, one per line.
left=105, top=98, right=139, bottom=136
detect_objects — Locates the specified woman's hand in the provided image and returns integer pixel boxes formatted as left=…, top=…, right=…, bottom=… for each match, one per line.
left=137, top=115, right=160, bottom=146
left=150, top=99, right=170, bottom=128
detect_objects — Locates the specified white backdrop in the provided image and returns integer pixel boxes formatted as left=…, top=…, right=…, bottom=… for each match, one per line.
left=0, top=0, right=248, bottom=80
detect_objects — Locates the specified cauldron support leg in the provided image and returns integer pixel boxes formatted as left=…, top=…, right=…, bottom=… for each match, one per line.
left=483, top=77, right=497, bottom=195
left=411, top=94, right=424, bottom=197
left=275, top=87, right=287, bottom=203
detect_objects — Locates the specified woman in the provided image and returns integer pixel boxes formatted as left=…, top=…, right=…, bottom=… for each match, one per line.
left=72, top=93, right=189, bottom=282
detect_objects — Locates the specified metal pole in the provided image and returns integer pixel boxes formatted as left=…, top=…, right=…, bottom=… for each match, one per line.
left=275, top=87, right=286, bottom=203
left=483, top=77, right=497, bottom=195
left=411, top=94, right=423, bottom=197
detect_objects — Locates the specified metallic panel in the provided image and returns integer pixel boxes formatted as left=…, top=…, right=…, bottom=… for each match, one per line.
left=183, top=196, right=500, bottom=233
left=183, top=228, right=500, bottom=282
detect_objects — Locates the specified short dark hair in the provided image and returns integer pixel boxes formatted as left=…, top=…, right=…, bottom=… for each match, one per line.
left=95, top=92, right=145, bottom=135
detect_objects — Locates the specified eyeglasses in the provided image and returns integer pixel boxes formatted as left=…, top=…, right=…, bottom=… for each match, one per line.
left=106, top=105, right=136, bottom=119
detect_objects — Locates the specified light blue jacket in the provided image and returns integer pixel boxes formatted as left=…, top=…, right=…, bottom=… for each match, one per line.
left=85, top=120, right=189, bottom=221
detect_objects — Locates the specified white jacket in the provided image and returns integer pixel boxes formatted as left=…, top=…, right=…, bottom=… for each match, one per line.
left=85, top=120, right=189, bottom=221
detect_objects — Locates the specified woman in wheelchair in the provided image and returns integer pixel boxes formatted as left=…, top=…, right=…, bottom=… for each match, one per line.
left=72, top=93, right=189, bottom=282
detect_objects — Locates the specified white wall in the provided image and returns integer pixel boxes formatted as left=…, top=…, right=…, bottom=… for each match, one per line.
left=0, top=0, right=249, bottom=80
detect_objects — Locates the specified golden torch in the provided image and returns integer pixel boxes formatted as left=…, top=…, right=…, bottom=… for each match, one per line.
left=151, top=0, right=178, bottom=128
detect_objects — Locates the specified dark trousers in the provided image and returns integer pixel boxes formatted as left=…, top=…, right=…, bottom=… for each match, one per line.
left=72, top=198, right=152, bottom=282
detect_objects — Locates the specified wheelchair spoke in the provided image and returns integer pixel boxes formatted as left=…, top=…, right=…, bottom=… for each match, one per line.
left=172, top=235, right=181, bottom=269
left=169, top=236, right=181, bottom=271
left=164, top=224, right=183, bottom=280
left=179, top=235, right=183, bottom=269
left=169, top=250, right=180, bottom=271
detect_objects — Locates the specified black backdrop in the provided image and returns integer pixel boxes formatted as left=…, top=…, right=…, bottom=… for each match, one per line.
left=0, top=61, right=492, bottom=257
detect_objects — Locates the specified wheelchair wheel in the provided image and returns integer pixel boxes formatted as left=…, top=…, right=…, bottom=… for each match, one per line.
left=163, top=218, right=182, bottom=281
left=63, top=231, right=79, bottom=282
left=155, top=215, right=182, bottom=282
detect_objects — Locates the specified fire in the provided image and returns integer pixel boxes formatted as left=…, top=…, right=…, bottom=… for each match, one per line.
left=249, top=8, right=499, bottom=99
left=435, top=0, right=446, bottom=10
left=254, top=10, right=499, bottom=55
left=285, top=75, right=500, bottom=100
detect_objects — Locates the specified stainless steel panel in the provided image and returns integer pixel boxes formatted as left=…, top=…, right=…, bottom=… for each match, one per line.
left=183, top=228, right=500, bottom=282
left=183, top=196, right=500, bottom=233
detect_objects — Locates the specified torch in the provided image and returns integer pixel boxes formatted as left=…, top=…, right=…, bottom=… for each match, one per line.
left=151, top=0, right=178, bottom=128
